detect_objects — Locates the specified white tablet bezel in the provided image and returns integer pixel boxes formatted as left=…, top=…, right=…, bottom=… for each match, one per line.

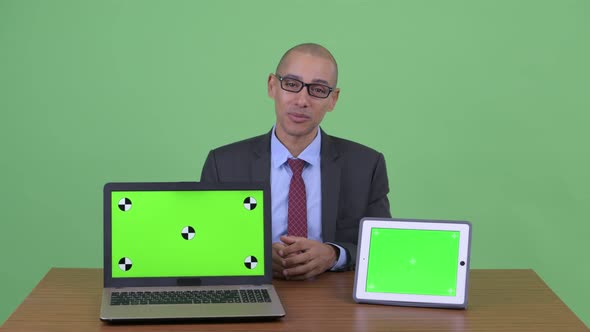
left=353, top=218, right=472, bottom=309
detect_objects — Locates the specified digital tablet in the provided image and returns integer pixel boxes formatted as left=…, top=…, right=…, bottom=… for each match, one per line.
left=353, top=218, right=472, bottom=309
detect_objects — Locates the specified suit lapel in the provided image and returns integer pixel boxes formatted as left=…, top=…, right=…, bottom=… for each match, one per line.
left=320, top=130, right=341, bottom=243
left=250, top=131, right=272, bottom=182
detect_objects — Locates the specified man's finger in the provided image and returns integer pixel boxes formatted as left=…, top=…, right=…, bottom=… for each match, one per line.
left=279, top=239, right=308, bottom=257
left=282, top=251, right=311, bottom=267
left=283, top=258, right=318, bottom=278
left=279, top=235, right=301, bottom=245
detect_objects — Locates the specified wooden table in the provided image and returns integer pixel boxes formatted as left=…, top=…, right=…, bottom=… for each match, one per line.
left=1, top=268, right=588, bottom=331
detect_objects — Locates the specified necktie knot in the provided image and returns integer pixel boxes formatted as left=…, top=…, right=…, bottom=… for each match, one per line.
left=287, top=158, right=306, bottom=176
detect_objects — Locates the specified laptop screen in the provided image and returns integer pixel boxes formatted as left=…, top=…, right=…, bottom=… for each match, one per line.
left=108, top=186, right=266, bottom=280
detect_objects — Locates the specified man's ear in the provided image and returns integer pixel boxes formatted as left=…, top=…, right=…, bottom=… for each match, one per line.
left=327, top=88, right=340, bottom=112
left=267, top=74, right=276, bottom=99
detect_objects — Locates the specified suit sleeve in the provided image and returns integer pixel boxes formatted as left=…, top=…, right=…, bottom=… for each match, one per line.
left=366, top=153, right=392, bottom=219
left=335, top=152, right=391, bottom=271
left=200, top=150, right=220, bottom=183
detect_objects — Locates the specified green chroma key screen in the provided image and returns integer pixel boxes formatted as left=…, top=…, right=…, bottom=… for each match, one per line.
left=111, top=190, right=264, bottom=278
left=366, top=228, right=460, bottom=296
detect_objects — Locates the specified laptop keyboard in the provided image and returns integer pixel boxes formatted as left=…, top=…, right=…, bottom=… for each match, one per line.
left=110, top=289, right=272, bottom=305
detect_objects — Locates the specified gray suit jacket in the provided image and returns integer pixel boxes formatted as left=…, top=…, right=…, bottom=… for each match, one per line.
left=200, top=129, right=391, bottom=270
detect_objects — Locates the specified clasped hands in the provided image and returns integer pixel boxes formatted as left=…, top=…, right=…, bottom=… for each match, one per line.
left=272, top=235, right=338, bottom=280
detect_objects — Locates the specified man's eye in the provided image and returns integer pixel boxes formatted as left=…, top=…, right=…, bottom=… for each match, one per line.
left=285, top=80, right=301, bottom=88
left=313, top=86, right=327, bottom=94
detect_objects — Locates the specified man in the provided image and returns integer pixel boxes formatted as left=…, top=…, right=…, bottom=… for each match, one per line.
left=200, top=43, right=391, bottom=280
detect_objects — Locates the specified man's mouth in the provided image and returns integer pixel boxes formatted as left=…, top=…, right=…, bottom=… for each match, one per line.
left=288, top=112, right=309, bottom=123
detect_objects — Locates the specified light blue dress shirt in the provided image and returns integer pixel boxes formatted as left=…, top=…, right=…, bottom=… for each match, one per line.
left=270, top=126, right=346, bottom=270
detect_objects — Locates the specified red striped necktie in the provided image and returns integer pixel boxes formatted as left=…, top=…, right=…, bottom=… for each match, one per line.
left=287, top=158, right=307, bottom=238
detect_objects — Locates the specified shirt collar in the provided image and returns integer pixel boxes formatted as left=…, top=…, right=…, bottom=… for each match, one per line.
left=271, top=125, right=321, bottom=169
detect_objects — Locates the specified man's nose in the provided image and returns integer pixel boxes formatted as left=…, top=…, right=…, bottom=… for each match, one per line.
left=294, top=86, right=310, bottom=108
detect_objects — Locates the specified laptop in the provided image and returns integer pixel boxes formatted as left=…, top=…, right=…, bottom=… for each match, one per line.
left=100, top=182, right=286, bottom=322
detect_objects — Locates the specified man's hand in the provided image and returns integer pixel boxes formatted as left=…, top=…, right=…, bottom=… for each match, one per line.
left=271, top=240, right=306, bottom=279
left=271, top=242, right=289, bottom=279
left=272, top=236, right=338, bottom=280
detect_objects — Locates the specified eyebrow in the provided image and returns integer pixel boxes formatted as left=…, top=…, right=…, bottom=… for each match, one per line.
left=283, top=74, right=331, bottom=86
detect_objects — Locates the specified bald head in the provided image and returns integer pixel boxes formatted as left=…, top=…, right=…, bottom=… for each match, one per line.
left=275, top=43, right=339, bottom=86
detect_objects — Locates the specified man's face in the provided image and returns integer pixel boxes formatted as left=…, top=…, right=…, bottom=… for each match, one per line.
left=268, top=51, right=340, bottom=143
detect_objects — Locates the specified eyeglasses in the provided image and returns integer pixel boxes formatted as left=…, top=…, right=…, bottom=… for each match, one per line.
left=276, top=75, right=334, bottom=99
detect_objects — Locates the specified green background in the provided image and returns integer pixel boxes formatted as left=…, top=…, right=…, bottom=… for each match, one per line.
left=111, top=190, right=264, bottom=278
left=0, top=0, right=588, bottom=327
left=366, top=229, right=460, bottom=296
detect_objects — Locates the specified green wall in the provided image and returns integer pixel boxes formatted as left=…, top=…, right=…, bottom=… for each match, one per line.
left=1, top=0, right=588, bottom=327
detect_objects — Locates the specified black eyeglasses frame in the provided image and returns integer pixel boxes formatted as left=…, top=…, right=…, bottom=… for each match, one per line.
left=276, top=74, right=334, bottom=99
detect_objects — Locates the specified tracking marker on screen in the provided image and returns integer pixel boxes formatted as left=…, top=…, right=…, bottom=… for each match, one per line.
left=181, top=226, right=196, bottom=240
left=244, top=256, right=258, bottom=269
left=118, top=198, right=132, bottom=211
left=243, top=197, right=257, bottom=210
left=118, top=257, right=132, bottom=271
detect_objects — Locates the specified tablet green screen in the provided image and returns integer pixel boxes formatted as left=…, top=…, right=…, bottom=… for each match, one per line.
left=366, top=228, right=460, bottom=296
